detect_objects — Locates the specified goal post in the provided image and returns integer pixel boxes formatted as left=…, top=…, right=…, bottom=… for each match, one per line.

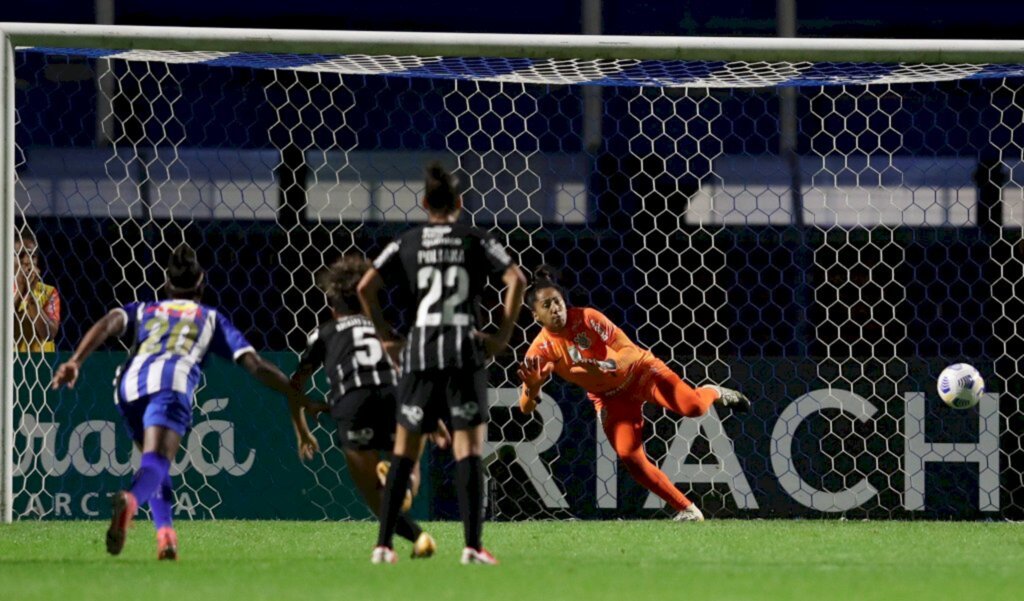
left=3, top=23, right=1024, bottom=523
left=1, top=30, right=15, bottom=524
left=6, top=23, right=1024, bottom=63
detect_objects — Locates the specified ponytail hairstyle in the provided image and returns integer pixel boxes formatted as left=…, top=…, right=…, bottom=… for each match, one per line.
left=317, top=254, right=371, bottom=314
left=525, top=264, right=565, bottom=310
left=423, top=161, right=460, bottom=213
left=166, top=244, right=205, bottom=298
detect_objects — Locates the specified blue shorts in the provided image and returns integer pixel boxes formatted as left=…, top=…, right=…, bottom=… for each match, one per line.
left=117, top=390, right=193, bottom=443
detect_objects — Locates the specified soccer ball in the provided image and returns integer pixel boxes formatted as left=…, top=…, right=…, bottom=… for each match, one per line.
left=936, top=363, right=985, bottom=409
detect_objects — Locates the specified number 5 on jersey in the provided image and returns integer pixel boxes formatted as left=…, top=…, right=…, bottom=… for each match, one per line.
left=352, top=326, right=384, bottom=366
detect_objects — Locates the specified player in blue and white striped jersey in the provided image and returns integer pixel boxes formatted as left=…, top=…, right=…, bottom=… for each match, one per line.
left=52, top=245, right=322, bottom=560
left=114, top=297, right=253, bottom=404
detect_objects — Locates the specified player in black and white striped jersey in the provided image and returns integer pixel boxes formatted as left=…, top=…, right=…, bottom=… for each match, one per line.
left=301, top=312, right=397, bottom=401
left=359, top=162, right=526, bottom=565
left=291, top=255, right=443, bottom=559
left=372, top=224, right=517, bottom=375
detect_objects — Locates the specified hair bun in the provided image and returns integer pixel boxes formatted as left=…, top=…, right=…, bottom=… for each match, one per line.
left=423, top=161, right=460, bottom=192
left=170, top=244, right=196, bottom=266
left=524, top=263, right=566, bottom=310
left=426, top=161, right=450, bottom=185
left=166, top=244, right=202, bottom=291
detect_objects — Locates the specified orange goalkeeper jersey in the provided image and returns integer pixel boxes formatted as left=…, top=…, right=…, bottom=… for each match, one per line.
left=523, top=307, right=654, bottom=398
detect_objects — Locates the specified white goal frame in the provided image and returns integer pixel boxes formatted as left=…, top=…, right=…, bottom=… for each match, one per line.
left=4, top=23, right=1024, bottom=523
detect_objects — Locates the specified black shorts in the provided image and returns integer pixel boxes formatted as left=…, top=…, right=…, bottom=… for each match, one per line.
left=331, top=386, right=397, bottom=451
left=395, top=368, right=488, bottom=434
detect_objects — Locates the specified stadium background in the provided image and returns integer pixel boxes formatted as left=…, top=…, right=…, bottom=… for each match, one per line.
left=3, top=2, right=1023, bottom=523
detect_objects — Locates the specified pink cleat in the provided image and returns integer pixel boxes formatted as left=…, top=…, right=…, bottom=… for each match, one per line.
left=460, top=547, right=499, bottom=565
left=157, top=526, right=178, bottom=561
left=106, top=491, right=138, bottom=556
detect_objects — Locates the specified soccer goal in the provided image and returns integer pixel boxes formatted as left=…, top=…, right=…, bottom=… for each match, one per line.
left=2, top=24, right=1022, bottom=523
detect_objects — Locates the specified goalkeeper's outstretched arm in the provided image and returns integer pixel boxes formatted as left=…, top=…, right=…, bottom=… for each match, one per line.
left=518, top=354, right=554, bottom=413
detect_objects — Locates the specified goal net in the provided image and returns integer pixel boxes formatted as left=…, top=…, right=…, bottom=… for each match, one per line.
left=3, top=27, right=1021, bottom=521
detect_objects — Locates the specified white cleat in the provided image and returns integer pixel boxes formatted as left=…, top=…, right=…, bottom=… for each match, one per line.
left=673, top=504, right=705, bottom=522
left=371, top=546, right=398, bottom=564
left=708, top=385, right=751, bottom=412
left=460, top=547, right=499, bottom=565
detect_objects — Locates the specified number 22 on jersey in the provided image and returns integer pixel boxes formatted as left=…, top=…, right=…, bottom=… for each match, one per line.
left=415, top=265, right=470, bottom=326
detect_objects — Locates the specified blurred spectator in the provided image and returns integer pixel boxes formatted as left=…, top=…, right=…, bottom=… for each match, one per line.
left=14, top=230, right=60, bottom=352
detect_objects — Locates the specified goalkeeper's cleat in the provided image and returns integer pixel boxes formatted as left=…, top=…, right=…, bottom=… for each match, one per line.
left=156, top=527, right=178, bottom=561
left=460, top=547, right=499, bottom=565
left=371, top=546, right=398, bottom=564
left=708, top=385, right=751, bottom=413
left=106, top=490, right=138, bottom=556
left=673, top=504, right=705, bottom=522
left=376, top=460, right=414, bottom=513
left=411, top=532, right=437, bottom=559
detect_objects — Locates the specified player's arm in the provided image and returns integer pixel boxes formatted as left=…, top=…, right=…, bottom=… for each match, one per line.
left=214, top=314, right=325, bottom=415
left=570, top=308, right=642, bottom=377
left=356, top=266, right=401, bottom=353
left=51, top=308, right=125, bottom=389
left=239, top=351, right=322, bottom=460
left=359, top=239, right=405, bottom=363
left=240, top=351, right=325, bottom=411
left=518, top=355, right=554, bottom=413
left=286, top=331, right=328, bottom=460
left=517, top=335, right=555, bottom=413
left=290, top=360, right=315, bottom=390
left=240, top=350, right=290, bottom=394
left=290, top=330, right=324, bottom=391
left=212, top=315, right=323, bottom=459
left=605, top=330, right=644, bottom=370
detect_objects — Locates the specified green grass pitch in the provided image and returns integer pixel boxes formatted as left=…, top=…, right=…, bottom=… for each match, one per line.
left=1, top=520, right=1021, bottom=600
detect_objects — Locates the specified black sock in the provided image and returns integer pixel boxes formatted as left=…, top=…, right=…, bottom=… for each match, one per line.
left=376, top=456, right=415, bottom=548
left=456, top=456, right=484, bottom=551
left=394, top=515, right=423, bottom=543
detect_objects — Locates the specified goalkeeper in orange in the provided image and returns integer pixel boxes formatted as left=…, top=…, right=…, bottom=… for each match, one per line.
left=517, top=267, right=750, bottom=521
